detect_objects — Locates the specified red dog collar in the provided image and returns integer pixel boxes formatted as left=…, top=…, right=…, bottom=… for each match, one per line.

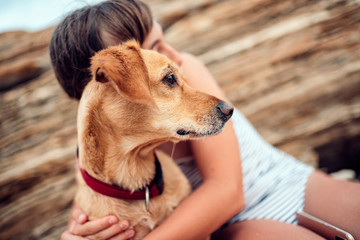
left=78, top=147, right=164, bottom=200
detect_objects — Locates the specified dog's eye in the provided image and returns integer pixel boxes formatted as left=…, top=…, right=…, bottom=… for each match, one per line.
left=163, top=74, right=177, bottom=86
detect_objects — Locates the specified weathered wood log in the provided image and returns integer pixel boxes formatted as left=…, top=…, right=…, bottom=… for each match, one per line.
left=0, top=0, right=359, bottom=239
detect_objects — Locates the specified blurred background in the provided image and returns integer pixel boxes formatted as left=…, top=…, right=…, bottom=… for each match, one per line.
left=1, top=0, right=359, bottom=239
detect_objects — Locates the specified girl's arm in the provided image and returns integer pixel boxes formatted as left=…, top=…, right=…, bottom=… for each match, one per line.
left=143, top=53, right=244, bottom=240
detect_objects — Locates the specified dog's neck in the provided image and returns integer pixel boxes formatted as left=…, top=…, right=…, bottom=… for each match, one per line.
left=105, top=140, right=167, bottom=191
left=78, top=116, right=167, bottom=192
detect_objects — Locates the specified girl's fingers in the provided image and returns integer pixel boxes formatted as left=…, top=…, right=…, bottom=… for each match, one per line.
left=86, top=223, right=134, bottom=240
left=70, top=216, right=122, bottom=236
left=68, top=205, right=135, bottom=239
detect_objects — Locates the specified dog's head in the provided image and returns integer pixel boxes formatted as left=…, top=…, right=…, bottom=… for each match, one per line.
left=81, top=40, right=233, bottom=148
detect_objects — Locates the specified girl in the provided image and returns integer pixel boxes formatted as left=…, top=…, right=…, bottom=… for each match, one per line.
left=50, top=0, right=360, bottom=239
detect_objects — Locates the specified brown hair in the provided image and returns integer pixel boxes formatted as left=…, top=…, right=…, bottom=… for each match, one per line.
left=49, top=0, right=153, bottom=99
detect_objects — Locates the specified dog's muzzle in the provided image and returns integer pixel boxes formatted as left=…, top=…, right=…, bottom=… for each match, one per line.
left=176, top=101, right=234, bottom=137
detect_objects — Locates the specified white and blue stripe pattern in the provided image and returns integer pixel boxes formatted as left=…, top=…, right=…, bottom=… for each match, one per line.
left=177, top=109, right=314, bottom=224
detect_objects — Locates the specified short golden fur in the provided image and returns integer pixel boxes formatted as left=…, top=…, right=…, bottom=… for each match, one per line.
left=76, top=40, right=231, bottom=239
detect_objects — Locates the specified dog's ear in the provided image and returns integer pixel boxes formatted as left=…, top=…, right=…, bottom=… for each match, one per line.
left=91, top=40, right=157, bottom=109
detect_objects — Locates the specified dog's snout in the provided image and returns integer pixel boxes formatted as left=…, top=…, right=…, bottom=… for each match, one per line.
left=216, top=101, right=234, bottom=121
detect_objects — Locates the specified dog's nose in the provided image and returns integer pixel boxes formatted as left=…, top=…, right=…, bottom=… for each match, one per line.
left=216, top=101, right=234, bottom=121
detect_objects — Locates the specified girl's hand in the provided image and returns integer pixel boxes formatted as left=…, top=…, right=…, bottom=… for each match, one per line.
left=61, top=205, right=135, bottom=240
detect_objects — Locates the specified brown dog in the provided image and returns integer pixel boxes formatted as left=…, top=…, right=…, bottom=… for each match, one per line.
left=76, top=40, right=233, bottom=239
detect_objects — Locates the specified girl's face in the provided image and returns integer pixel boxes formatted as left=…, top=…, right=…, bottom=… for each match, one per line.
left=142, top=21, right=183, bottom=67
